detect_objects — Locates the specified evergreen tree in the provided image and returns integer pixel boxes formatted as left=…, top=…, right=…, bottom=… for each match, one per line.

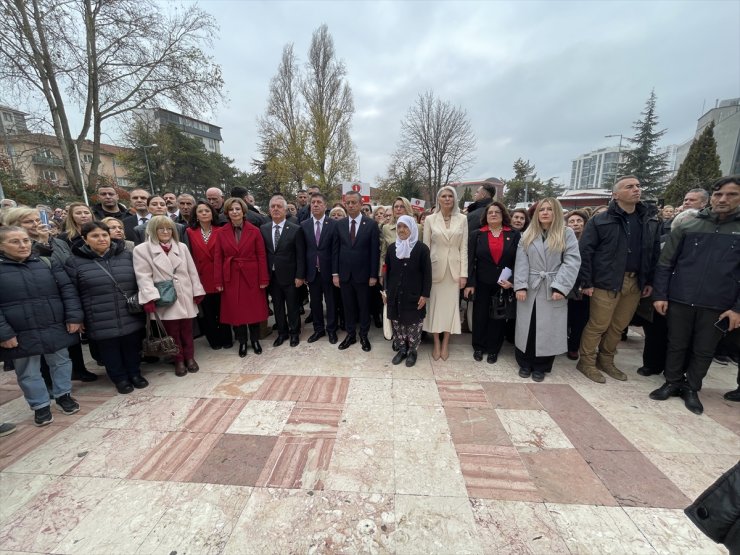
left=504, top=158, right=541, bottom=206
left=663, top=122, right=721, bottom=205
left=619, top=90, right=669, bottom=197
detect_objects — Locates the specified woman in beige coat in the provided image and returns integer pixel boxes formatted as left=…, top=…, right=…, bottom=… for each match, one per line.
left=133, top=216, right=206, bottom=376
left=422, top=186, right=468, bottom=360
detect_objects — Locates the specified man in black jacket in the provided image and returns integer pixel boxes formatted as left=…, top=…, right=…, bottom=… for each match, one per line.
left=577, top=175, right=661, bottom=383
left=650, top=176, right=740, bottom=414
left=465, top=183, right=497, bottom=233
left=261, top=195, right=306, bottom=347
left=91, top=185, right=135, bottom=223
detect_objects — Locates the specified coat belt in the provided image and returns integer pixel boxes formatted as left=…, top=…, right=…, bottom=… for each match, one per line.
left=529, top=270, right=558, bottom=291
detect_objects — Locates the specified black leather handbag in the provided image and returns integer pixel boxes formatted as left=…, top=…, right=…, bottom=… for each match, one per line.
left=490, top=289, right=516, bottom=320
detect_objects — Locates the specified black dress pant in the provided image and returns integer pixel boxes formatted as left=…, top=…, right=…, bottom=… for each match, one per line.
left=665, top=302, right=724, bottom=392
left=269, top=274, right=300, bottom=337
left=642, top=311, right=668, bottom=372
left=472, top=281, right=506, bottom=354
left=308, top=270, right=336, bottom=333
left=567, top=297, right=590, bottom=353
left=515, top=302, right=555, bottom=373
left=369, top=282, right=383, bottom=322
left=199, top=292, right=233, bottom=348
left=341, top=279, right=370, bottom=336
left=96, top=331, right=142, bottom=384
left=234, top=323, right=261, bottom=343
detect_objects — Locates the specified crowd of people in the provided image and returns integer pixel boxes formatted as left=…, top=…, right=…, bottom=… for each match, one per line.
left=0, top=174, right=738, bottom=433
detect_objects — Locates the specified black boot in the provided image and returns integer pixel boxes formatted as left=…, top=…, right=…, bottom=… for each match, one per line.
left=405, top=350, right=418, bottom=367
left=392, top=346, right=408, bottom=365
left=248, top=324, right=262, bottom=354
left=238, top=342, right=247, bottom=358
left=649, top=381, right=684, bottom=401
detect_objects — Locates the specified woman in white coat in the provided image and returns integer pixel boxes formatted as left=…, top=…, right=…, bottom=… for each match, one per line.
left=422, top=186, right=468, bottom=361
left=133, top=216, right=206, bottom=377
left=514, top=198, right=581, bottom=382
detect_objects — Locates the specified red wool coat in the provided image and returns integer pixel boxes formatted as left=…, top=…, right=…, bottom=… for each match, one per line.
left=214, top=222, right=270, bottom=325
left=186, top=226, right=220, bottom=293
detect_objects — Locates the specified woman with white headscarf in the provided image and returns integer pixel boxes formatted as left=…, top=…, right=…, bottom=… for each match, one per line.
left=384, top=215, right=432, bottom=367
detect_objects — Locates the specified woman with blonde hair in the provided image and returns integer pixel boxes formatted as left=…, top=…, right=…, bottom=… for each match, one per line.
left=514, top=198, right=581, bottom=381
left=59, top=202, right=94, bottom=247
left=133, top=216, right=205, bottom=376
left=422, top=185, right=468, bottom=360
left=100, top=217, right=135, bottom=252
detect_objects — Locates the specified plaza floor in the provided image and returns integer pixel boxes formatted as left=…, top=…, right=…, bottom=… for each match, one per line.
left=0, top=325, right=737, bottom=554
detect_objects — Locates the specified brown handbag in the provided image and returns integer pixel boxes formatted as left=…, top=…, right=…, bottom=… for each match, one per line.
left=141, top=312, right=180, bottom=357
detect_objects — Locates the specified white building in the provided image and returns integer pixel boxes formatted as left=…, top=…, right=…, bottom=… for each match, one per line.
left=570, top=146, right=623, bottom=190
left=135, top=108, right=223, bottom=154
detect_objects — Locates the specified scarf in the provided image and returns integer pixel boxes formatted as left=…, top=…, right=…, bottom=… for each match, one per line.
left=395, top=215, right=419, bottom=259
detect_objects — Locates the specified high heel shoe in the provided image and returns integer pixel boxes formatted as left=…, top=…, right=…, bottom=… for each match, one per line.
left=432, top=347, right=441, bottom=361
left=251, top=340, right=262, bottom=355
left=238, top=342, right=247, bottom=358
left=440, top=345, right=449, bottom=361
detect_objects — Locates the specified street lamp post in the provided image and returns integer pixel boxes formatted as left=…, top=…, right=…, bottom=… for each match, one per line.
left=141, top=143, right=158, bottom=195
left=605, top=133, right=624, bottom=186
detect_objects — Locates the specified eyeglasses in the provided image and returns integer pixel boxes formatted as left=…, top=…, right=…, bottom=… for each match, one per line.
left=156, top=228, right=173, bottom=233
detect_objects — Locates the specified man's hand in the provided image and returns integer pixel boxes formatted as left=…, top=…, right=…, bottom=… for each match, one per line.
left=719, top=309, right=740, bottom=331
left=641, top=285, right=653, bottom=298
left=581, top=287, right=594, bottom=297
left=333, top=276, right=340, bottom=288
left=67, top=323, right=81, bottom=334
left=653, top=300, right=668, bottom=316
left=0, top=337, right=18, bottom=349
left=295, top=278, right=304, bottom=288
left=463, top=287, right=474, bottom=299
left=369, top=278, right=377, bottom=287
left=516, top=290, right=527, bottom=302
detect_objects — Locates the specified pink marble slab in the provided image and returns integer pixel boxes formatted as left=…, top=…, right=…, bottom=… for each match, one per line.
left=181, top=397, right=249, bottom=433
left=300, top=376, right=350, bottom=404
left=480, top=382, right=543, bottom=410
left=0, top=385, right=23, bottom=405
left=701, top=388, right=740, bottom=435
left=128, top=431, right=222, bottom=482
left=456, top=444, right=542, bottom=501
left=444, top=406, right=513, bottom=446
left=437, top=381, right=492, bottom=408
left=188, top=433, right=278, bottom=487
left=251, top=374, right=316, bottom=401
left=282, top=402, right=344, bottom=438
left=256, top=436, right=335, bottom=490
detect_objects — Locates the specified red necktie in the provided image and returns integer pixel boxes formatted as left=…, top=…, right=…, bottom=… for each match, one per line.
left=350, top=219, right=356, bottom=244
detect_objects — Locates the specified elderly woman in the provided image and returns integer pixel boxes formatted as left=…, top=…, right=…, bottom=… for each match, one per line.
left=565, top=210, right=591, bottom=360
left=101, top=217, right=135, bottom=252
left=214, top=198, right=269, bottom=358
left=510, top=208, right=530, bottom=232
left=514, top=198, right=581, bottom=381
left=330, top=206, right=347, bottom=220
left=59, top=202, right=94, bottom=247
left=423, top=185, right=468, bottom=360
left=133, top=216, right=205, bottom=376
left=384, top=215, right=431, bottom=367
left=65, top=222, right=146, bottom=393
left=0, top=226, right=83, bottom=426
left=465, top=202, right=520, bottom=364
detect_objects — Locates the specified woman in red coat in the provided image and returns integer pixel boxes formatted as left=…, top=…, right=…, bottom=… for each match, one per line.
left=215, top=197, right=269, bottom=357
left=186, top=201, right=233, bottom=350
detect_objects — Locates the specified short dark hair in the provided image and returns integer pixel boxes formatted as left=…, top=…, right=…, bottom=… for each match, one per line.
left=710, top=175, right=740, bottom=192
left=230, top=186, right=248, bottom=199
left=80, top=221, right=109, bottom=238
left=479, top=201, right=511, bottom=227
left=162, top=190, right=176, bottom=197
left=310, top=192, right=327, bottom=203
left=480, top=183, right=496, bottom=198
left=613, top=175, right=640, bottom=192
left=96, top=184, right=115, bottom=192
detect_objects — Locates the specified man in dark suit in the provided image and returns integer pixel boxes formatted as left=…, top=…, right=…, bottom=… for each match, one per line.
left=297, top=185, right=320, bottom=223
left=261, top=194, right=306, bottom=347
left=333, top=190, right=380, bottom=351
left=301, top=193, right=339, bottom=344
left=123, top=188, right=151, bottom=241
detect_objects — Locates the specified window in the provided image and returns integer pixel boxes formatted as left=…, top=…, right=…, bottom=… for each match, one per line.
left=2, top=112, right=13, bottom=122
left=116, top=177, right=130, bottom=188
left=38, top=148, right=53, bottom=159
left=41, top=170, right=58, bottom=181
left=82, top=153, right=93, bottom=163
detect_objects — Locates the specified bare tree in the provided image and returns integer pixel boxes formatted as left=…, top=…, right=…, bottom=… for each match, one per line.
left=398, top=91, right=476, bottom=199
left=0, top=0, right=224, bottom=195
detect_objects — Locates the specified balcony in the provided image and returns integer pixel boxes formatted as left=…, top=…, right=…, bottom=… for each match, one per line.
left=32, top=154, right=64, bottom=167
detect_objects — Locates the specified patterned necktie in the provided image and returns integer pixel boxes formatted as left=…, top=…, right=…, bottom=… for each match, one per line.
left=274, top=224, right=281, bottom=250
left=350, top=218, right=356, bottom=245
left=315, top=220, right=321, bottom=270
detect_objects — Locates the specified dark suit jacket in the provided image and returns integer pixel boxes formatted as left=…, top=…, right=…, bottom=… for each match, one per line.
left=336, top=215, right=380, bottom=283
left=124, top=214, right=148, bottom=242
left=133, top=221, right=189, bottom=248
left=301, top=216, right=339, bottom=282
left=260, top=219, right=306, bottom=286
left=467, top=227, right=520, bottom=287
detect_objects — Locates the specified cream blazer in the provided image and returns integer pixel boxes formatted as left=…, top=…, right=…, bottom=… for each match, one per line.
left=422, top=212, right=468, bottom=283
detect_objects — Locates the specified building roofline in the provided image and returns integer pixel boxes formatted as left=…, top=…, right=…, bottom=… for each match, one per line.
left=153, top=107, right=222, bottom=130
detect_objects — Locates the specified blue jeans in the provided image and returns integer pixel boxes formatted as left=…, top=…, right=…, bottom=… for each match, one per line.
left=14, top=347, right=73, bottom=410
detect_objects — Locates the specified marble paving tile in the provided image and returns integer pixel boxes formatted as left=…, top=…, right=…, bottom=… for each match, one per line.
left=222, top=488, right=395, bottom=555
left=208, top=373, right=267, bottom=399
left=345, top=377, right=393, bottom=405
left=256, top=436, right=335, bottom=490
left=528, top=383, right=597, bottom=414
left=135, top=482, right=253, bottom=555
left=5, top=426, right=167, bottom=478
left=0, top=396, right=38, bottom=426
left=701, top=388, right=740, bottom=435
left=623, top=507, right=727, bottom=555
left=437, top=381, right=491, bottom=408
left=324, top=439, right=395, bottom=493
left=580, top=448, right=690, bottom=509
left=394, top=404, right=451, bottom=442
left=0, top=385, right=23, bottom=406
left=0, top=423, right=66, bottom=470
left=642, top=452, right=740, bottom=500
left=392, top=379, right=443, bottom=405
left=394, top=440, right=468, bottom=497
left=128, top=431, right=222, bottom=482
left=393, top=494, right=483, bottom=555
left=75, top=395, right=198, bottom=431
left=282, top=402, right=344, bottom=438
left=667, top=412, right=740, bottom=456
left=520, top=449, right=618, bottom=506
left=300, top=376, right=350, bottom=404
left=181, top=397, right=249, bottom=433
left=53, top=480, right=177, bottom=554
left=470, top=498, right=570, bottom=554
left=545, top=403, right=637, bottom=452
left=546, top=503, right=658, bottom=554
left=496, top=410, right=574, bottom=452
left=0, top=476, right=119, bottom=553
left=337, top=401, right=395, bottom=441
left=444, top=406, right=513, bottom=446
left=432, top=362, right=489, bottom=383
left=480, top=382, right=542, bottom=410
left=144, top=371, right=224, bottom=397
left=0, top=473, right=56, bottom=524
left=457, top=444, right=541, bottom=502
left=391, top=362, right=436, bottom=380
left=225, top=400, right=294, bottom=435
left=251, top=374, right=316, bottom=401
left=188, top=434, right=278, bottom=487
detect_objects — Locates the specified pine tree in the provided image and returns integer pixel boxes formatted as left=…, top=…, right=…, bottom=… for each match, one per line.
left=663, top=122, right=721, bottom=205
left=619, top=90, right=669, bottom=197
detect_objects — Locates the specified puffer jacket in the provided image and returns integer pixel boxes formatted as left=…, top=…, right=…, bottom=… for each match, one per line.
left=578, top=200, right=661, bottom=291
left=685, top=462, right=740, bottom=554
left=64, top=240, right=145, bottom=341
left=33, top=237, right=71, bottom=267
left=653, top=208, right=740, bottom=312
left=0, top=253, right=83, bottom=361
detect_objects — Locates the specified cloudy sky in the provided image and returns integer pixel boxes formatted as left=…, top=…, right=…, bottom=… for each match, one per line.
left=126, top=1, right=740, bottom=186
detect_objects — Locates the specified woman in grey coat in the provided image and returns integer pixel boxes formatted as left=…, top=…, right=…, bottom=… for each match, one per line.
left=514, top=198, right=581, bottom=382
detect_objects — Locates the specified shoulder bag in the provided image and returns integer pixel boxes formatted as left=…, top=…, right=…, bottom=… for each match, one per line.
left=93, top=260, right=142, bottom=314
left=490, top=288, right=516, bottom=320
left=154, top=278, right=177, bottom=307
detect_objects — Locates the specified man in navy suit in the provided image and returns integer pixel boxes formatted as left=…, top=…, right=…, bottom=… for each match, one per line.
left=261, top=195, right=306, bottom=347
left=332, top=190, right=380, bottom=351
left=301, top=193, right=339, bottom=344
